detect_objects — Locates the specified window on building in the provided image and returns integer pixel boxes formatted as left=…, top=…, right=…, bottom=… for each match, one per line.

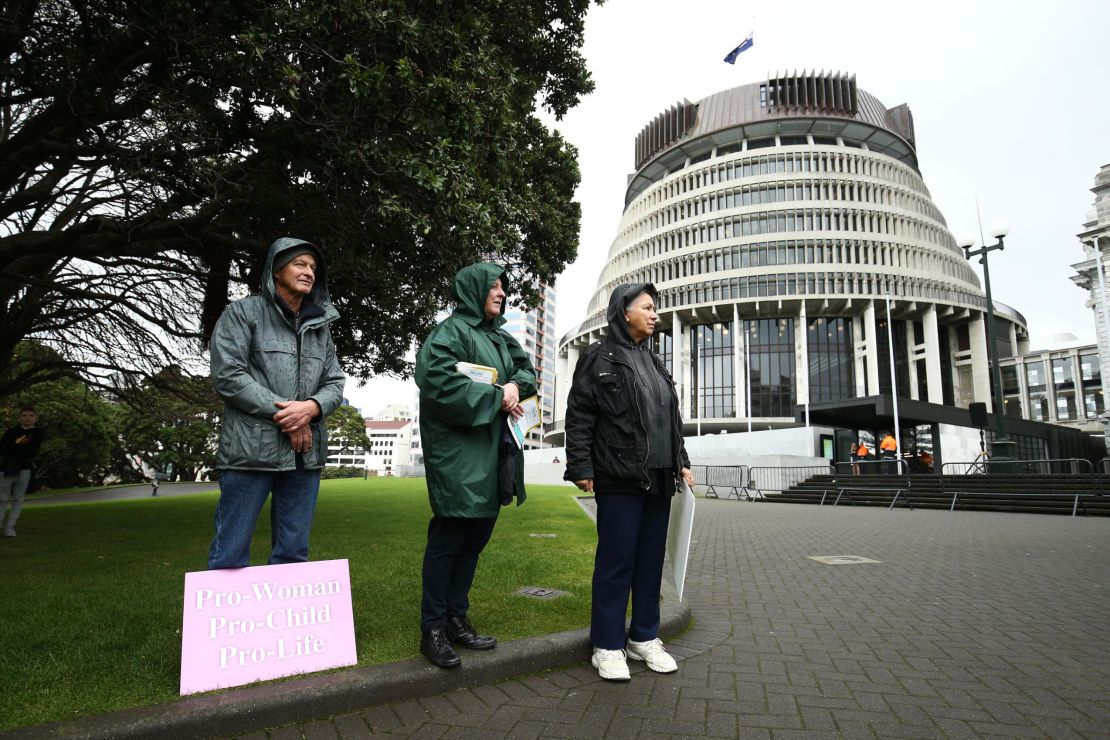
left=807, top=317, right=854, bottom=403
left=1081, top=353, right=1104, bottom=417
left=746, top=318, right=795, bottom=417
left=1001, top=365, right=1023, bottom=419
left=1053, top=357, right=1077, bottom=420
left=875, top=316, right=911, bottom=399
left=1026, top=361, right=1049, bottom=421
left=691, top=323, right=735, bottom=418
left=955, top=324, right=971, bottom=353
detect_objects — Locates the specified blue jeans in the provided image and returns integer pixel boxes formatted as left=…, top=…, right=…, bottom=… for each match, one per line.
left=207, top=468, right=321, bottom=569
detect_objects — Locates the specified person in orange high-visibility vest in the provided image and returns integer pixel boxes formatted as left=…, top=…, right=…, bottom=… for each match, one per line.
left=879, top=433, right=898, bottom=474
left=851, top=441, right=870, bottom=474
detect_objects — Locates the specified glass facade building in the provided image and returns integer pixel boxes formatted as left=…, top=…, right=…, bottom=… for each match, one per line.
left=997, top=345, right=1105, bottom=435
left=551, top=74, right=1032, bottom=441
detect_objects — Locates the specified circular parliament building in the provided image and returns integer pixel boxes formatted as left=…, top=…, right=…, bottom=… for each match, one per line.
left=548, top=73, right=1071, bottom=463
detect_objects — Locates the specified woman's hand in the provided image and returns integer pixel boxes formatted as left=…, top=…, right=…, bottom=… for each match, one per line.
left=574, top=478, right=594, bottom=493
left=500, top=382, right=520, bottom=411
left=680, top=467, right=695, bottom=488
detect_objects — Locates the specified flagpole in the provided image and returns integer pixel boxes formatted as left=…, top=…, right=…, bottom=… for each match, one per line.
left=885, top=293, right=902, bottom=467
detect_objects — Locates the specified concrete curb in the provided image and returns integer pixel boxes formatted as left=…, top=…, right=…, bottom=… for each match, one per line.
left=8, top=588, right=691, bottom=739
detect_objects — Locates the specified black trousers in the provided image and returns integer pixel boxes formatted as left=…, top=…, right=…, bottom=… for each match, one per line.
left=590, top=487, right=672, bottom=650
left=420, top=514, right=499, bottom=631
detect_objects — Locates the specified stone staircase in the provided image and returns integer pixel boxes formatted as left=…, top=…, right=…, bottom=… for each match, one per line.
left=762, top=473, right=1110, bottom=516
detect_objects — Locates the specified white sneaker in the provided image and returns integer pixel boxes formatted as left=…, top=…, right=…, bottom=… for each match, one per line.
left=591, top=648, right=631, bottom=681
left=626, top=638, right=678, bottom=673
left=3, top=527, right=14, bottom=538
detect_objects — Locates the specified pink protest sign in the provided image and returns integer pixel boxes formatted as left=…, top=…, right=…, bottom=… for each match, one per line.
left=180, top=559, right=357, bottom=695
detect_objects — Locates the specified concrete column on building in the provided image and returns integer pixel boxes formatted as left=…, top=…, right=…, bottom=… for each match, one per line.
left=905, top=319, right=920, bottom=401
left=797, top=302, right=810, bottom=412
left=733, top=304, right=746, bottom=421
left=555, top=355, right=572, bottom=428
left=684, top=322, right=695, bottom=420
left=1044, top=352, right=1058, bottom=421
left=558, top=345, right=578, bottom=426
left=864, top=300, right=880, bottom=397
left=923, top=305, right=944, bottom=403
left=1015, top=355, right=1029, bottom=421
left=948, top=326, right=963, bottom=401
left=1095, top=238, right=1110, bottom=412
left=968, top=314, right=992, bottom=410
left=853, top=314, right=867, bottom=396
left=1071, top=348, right=1083, bottom=420
left=672, top=312, right=688, bottom=418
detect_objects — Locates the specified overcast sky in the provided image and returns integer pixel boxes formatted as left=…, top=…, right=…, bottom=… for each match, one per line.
left=347, top=0, right=1110, bottom=415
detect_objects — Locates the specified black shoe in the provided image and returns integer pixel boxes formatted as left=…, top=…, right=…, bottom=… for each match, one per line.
left=421, top=626, right=461, bottom=669
left=446, top=615, right=497, bottom=650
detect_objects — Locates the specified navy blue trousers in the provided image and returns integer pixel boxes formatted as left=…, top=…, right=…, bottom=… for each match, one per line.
left=591, top=492, right=672, bottom=649
left=420, top=515, right=498, bottom=631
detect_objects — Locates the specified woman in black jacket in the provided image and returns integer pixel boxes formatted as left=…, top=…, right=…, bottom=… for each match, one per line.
left=563, top=283, right=694, bottom=681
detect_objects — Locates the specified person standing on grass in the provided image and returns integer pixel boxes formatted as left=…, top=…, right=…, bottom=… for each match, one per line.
left=0, top=406, right=43, bottom=537
left=563, top=283, right=694, bottom=682
left=414, top=263, right=536, bottom=669
left=206, top=237, right=345, bottom=569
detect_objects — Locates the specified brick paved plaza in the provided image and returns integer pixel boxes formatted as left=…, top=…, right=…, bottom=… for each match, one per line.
left=255, top=502, right=1110, bottom=739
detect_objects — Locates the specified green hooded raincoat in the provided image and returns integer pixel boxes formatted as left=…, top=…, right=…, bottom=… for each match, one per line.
left=210, top=237, right=345, bottom=471
left=416, top=263, right=537, bottom=518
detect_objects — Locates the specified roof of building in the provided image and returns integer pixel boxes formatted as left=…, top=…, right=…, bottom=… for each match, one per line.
left=364, top=420, right=410, bottom=431
left=627, top=73, right=918, bottom=205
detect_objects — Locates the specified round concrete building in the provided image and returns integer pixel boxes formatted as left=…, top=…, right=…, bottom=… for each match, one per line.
left=551, top=73, right=1034, bottom=461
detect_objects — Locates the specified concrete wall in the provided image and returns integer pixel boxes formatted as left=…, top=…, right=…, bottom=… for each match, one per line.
left=682, top=427, right=831, bottom=466
left=938, top=424, right=987, bottom=468
left=522, top=426, right=832, bottom=488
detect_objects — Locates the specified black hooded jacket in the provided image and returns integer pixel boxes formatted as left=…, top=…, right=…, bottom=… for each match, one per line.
left=562, top=283, right=690, bottom=492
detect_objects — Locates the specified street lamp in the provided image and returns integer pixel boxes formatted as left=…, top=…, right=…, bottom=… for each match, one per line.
left=957, top=223, right=1016, bottom=460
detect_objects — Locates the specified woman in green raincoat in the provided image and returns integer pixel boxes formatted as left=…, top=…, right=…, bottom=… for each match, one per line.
left=414, top=262, right=536, bottom=668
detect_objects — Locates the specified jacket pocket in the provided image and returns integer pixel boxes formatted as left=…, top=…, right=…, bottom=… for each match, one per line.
left=256, top=423, right=282, bottom=468
left=309, top=421, right=326, bottom=468
left=252, top=338, right=298, bottom=397
left=593, top=441, right=639, bottom=482
left=595, top=372, right=631, bottom=416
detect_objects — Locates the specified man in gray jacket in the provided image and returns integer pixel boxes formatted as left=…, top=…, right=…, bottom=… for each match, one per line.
left=207, top=237, right=345, bottom=569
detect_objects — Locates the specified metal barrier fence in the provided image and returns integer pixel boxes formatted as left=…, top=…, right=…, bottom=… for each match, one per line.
left=687, top=459, right=1104, bottom=517
left=747, top=465, right=836, bottom=502
left=940, top=458, right=1094, bottom=476
left=939, top=457, right=1101, bottom=516
left=832, top=458, right=912, bottom=509
left=692, top=465, right=751, bottom=500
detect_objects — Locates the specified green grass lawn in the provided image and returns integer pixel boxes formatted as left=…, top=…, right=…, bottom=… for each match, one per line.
left=0, top=479, right=595, bottom=731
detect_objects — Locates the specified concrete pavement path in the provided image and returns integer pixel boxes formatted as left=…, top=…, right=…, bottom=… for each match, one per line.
left=24, top=481, right=217, bottom=506
left=253, top=501, right=1110, bottom=739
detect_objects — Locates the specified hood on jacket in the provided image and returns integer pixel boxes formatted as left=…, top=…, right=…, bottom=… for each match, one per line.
left=452, top=262, right=508, bottom=327
left=605, top=282, right=659, bottom=347
left=262, top=236, right=332, bottom=309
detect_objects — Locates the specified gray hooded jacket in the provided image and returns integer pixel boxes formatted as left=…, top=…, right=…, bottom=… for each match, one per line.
left=210, top=237, right=345, bottom=470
